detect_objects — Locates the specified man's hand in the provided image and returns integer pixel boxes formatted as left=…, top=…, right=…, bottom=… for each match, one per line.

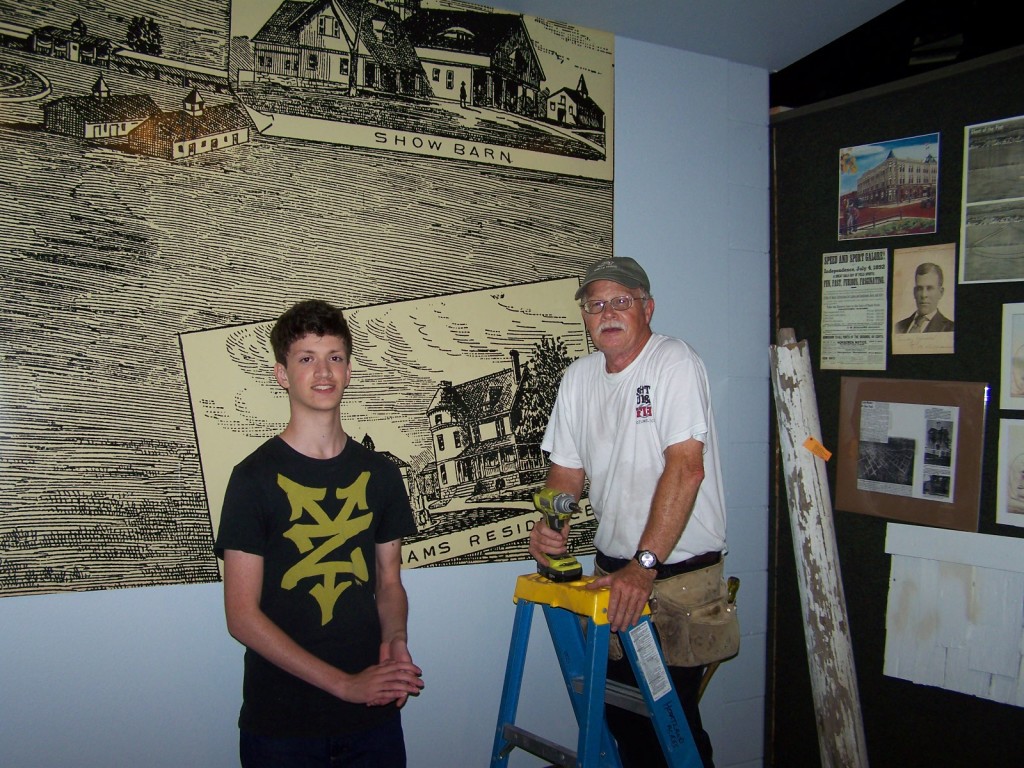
left=529, top=515, right=569, bottom=568
left=587, top=561, right=656, bottom=633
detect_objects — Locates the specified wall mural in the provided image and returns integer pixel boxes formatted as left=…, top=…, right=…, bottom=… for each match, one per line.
left=0, top=0, right=613, bottom=597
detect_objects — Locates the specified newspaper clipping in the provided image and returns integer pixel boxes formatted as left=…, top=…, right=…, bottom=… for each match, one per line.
left=857, top=400, right=957, bottom=502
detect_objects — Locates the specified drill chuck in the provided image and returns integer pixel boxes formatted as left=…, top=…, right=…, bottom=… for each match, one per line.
left=533, top=488, right=579, bottom=516
left=548, top=493, right=579, bottom=515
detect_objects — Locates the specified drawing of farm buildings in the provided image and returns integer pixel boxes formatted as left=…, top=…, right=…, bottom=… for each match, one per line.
left=2, top=1, right=610, bottom=165
left=41, top=75, right=252, bottom=158
left=0, top=2, right=612, bottom=592
left=237, top=0, right=590, bottom=122
left=1, top=5, right=251, bottom=159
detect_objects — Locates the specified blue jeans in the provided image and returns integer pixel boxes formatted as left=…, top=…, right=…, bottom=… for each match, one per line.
left=240, top=715, right=406, bottom=768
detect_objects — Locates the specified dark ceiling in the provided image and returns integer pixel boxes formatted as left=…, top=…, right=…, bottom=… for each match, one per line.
left=770, top=0, right=1023, bottom=110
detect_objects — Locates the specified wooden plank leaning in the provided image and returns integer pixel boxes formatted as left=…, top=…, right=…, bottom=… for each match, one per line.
left=769, top=329, right=869, bottom=768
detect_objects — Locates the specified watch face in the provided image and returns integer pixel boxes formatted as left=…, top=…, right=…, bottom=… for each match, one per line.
left=637, top=550, right=657, bottom=569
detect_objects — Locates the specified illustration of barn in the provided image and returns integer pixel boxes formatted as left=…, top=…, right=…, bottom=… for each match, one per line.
left=41, top=76, right=159, bottom=139
left=546, top=74, right=605, bottom=130
left=30, top=16, right=113, bottom=66
left=249, top=0, right=427, bottom=98
left=125, top=87, right=253, bottom=159
left=426, top=351, right=546, bottom=504
left=404, top=5, right=545, bottom=115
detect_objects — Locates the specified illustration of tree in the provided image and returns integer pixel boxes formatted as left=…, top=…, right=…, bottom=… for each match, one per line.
left=515, top=336, right=574, bottom=444
left=127, top=16, right=163, bottom=56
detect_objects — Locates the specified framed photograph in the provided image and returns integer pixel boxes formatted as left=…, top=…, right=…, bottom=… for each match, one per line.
left=1001, top=302, right=1024, bottom=410
left=996, top=419, right=1024, bottom=528
left=836, top=377, right=988, bottom=531
left=960, top=114, right=1024, bottom=283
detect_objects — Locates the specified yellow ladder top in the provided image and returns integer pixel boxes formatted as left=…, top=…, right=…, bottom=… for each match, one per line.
left=512, top=573, right=651, bottom=624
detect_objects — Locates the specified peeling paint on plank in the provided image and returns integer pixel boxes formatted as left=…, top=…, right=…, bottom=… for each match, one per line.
left=771, top=335, right=870, bottom=768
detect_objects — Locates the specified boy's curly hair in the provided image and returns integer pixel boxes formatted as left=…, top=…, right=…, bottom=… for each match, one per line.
left=270, top=299, right=352, bottom=364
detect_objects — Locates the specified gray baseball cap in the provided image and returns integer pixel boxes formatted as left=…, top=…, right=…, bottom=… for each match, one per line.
left=575, top=257, right=651, bottom=300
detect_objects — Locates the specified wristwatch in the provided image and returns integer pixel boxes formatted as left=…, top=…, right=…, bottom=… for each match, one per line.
left=634, top=549, right=659, bottom=570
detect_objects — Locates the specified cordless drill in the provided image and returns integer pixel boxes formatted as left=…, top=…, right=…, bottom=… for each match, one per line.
left=533, top=488, right=584, bottom=582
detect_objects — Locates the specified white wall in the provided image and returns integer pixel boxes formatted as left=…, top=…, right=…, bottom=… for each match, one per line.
left=611, top=38, right=770, bottom=768
left=0, top=37, right=769, bottom=768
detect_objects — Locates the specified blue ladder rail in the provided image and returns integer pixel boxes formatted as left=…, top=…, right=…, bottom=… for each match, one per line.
left=490, top=574, right=702, bottom=768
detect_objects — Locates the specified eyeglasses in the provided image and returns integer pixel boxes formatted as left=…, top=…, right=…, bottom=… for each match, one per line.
left=580, top=295, right=647, bottom=314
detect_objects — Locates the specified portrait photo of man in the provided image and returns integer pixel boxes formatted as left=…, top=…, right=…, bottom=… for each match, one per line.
left=891, top=244, right=956, bottom=355
left=894, top=262, right=955, bottom=333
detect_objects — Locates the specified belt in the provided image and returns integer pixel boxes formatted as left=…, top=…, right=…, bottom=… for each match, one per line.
left=596, top=550, right=721, bottom=580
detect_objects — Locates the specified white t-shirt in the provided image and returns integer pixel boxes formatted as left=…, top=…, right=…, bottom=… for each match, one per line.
left=541, top=333, right=727, bottom=562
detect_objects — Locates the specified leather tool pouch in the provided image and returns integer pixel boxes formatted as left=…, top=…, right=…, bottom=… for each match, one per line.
left=597, top=560, right=740, bottom=666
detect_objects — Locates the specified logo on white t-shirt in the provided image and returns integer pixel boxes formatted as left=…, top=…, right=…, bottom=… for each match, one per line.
left=635, top=384, right=653, bottom=422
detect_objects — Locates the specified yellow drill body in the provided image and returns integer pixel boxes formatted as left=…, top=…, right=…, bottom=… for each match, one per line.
left=533, top=488, right=584, bottom=582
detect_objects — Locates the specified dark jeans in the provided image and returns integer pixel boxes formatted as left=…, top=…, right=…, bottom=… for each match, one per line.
left=605, top=657, right=714, bottom=768
left=240, top=715, right=405, bottom=768
left=595, top=549, right=718, bottom=768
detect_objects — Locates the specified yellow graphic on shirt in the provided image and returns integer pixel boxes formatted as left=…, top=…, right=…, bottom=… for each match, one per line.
left=278, top=472, right=373, bottom=625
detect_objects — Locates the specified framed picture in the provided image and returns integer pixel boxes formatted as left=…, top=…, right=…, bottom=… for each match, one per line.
left=836, top=377, right=988, bottom=531
left=996, top=419, right=1024, bottom=528
left=960, top=114, right=1024, bottom=283
left=1001, top=302, right=1024, bottom=410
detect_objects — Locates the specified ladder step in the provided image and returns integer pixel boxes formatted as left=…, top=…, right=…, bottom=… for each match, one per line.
left=572, top=677, right=650, bottom=717
left=501, top=724, right=576, bottom=767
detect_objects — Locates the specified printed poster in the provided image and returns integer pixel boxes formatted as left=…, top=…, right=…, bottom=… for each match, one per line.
left=820, top=248, right=888, bottom=370
left=0, top=0, right=614, bottom=596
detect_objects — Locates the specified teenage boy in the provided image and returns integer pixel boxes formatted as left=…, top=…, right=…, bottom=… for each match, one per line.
left=216, top=299, right=423, bottom=768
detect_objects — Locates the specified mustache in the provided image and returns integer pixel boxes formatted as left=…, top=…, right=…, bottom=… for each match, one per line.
left=596, top=319, right=626, bottom=334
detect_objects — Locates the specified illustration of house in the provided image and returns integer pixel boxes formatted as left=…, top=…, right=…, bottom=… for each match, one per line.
left=381, top=450, right=416, bottom=501
left=125, top=88, right=253, bottom=160
left=249, top=0, right=426, bottom=98
left=547, top=74, right=605, bottom=130
left=426, top=351, right=545, bottom=504
left=41, top=76, right=159, bottom=139
left=404, top=7, right=545, bottom=115
left=31, top=16, right=113, bottom=66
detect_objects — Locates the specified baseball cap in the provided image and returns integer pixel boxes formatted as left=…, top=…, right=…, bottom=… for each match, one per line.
left=574, top=257, right=651, bottom=300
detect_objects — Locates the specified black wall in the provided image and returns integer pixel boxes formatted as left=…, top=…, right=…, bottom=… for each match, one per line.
left=768, top=47, right=1024, bottom=767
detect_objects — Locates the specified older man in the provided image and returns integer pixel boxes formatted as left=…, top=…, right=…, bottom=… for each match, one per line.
left=529, top=257, right=731, bottom=768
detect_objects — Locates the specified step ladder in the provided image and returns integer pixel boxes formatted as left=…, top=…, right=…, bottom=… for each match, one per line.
left=490, top=573, right=703, bottom=768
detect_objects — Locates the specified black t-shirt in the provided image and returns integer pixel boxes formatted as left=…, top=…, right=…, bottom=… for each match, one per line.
left=215, top=436, right=417, bottom=737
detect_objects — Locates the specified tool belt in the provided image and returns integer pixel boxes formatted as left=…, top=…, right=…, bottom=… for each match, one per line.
left=595, top=553, right=740, bottom=667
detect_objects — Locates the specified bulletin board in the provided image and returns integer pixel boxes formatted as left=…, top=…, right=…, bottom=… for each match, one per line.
left=770, top=46, right=1024, bottom=768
